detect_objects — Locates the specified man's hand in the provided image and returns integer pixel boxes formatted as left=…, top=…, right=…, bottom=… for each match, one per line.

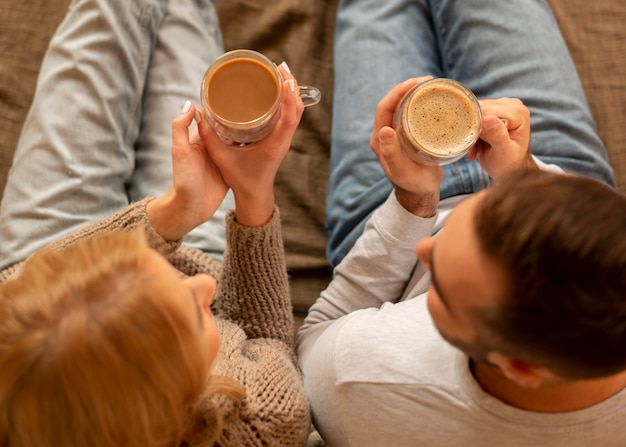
left=370, top=77, right=443, bottom=217
left=468, top=97, right=536, bottom=181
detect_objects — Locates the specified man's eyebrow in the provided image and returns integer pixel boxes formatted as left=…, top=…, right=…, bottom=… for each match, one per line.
left=429, top=247, right=452, bottom=312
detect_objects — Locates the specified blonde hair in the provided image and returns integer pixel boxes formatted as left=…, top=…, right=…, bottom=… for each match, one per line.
left=0, top=228, right=242, bottom=446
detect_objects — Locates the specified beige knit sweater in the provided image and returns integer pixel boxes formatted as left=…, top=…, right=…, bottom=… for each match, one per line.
left=0, top=198, right=311, bottom=446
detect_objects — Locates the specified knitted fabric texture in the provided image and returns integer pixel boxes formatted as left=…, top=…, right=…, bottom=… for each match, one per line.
left=0, top=198, right=310, bottom=446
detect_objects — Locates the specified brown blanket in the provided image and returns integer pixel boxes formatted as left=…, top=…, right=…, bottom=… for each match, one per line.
left=1, top=0, right=625, bottom=315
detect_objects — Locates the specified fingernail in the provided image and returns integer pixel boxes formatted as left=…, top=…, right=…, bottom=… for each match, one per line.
left=194, top=110, right=202, bottom=125
left=379, top=133, right=393, bottom=144
left=288, top=79, right=295, bottom=93
left=181, top=100, right=192, bottom=114
left=483, top=122, right=497, bottom=132
left=280, top=61, right=292, bottom=74
left=484, top=117, right=505, bottom=131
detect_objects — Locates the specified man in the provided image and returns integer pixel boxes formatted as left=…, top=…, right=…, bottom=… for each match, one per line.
left=296, top=78, right=626, bottom=446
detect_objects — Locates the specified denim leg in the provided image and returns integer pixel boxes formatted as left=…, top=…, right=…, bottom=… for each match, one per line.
left=128, top=0, right=230, bottom=259
left=327, top=0, right=615, bottom=268
left=328, top=0, right=440, bottom=268
left=430, top=0, right=614, bottom=188
left=0, top=0, right=167, bottom=270
left=0, top=0, right=229, bottom=270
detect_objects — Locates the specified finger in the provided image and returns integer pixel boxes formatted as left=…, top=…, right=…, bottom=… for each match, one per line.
left=188, top=123, right=203, bottom=148
left=171, top=101, right=196, bottom=156
left=272, top=77, right=304, bottom=138
left=373, top=78, right=420, bottom=126
left=278, top=60, right=306, bottom=111
left=237, top=77, right=301, bottom=159
left=479, top=115, right=510, bottom=149
left=276, top=60, right=306, bottom=117
left=466, top=144, right=477, bottom=161
left=372, top=127, right=395, bottom=175
left=478, top=98, right=527, bottom=131
left=285, top=76, right=305, bottom=120
left=376, top=126, right=398, bottom=157
left=375, top=126, right=406, bottom=177
left=278, top=61, right=294, bottom=81
left=194, top=106, right=222, bottom=150
left=370, top=76, right=433, bottom=149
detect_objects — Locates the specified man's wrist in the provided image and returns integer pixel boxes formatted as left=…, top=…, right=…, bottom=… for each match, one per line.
left=394, top=188, right=439, bottom=218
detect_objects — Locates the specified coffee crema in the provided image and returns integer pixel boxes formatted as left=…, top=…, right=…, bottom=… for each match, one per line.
left=406, top=85, right=479, bottom=155
left=394, top=78, right=482, bottom=166
left=206, top=57, right=279, bottom=123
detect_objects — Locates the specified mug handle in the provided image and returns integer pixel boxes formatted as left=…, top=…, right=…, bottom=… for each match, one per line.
left=299, top=86, right=321, bottom=107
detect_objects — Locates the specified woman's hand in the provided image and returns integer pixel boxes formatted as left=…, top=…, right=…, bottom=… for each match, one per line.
left=196, top=63, right=305, bottom=227
left=147, top=103, right=229, bottom=241
left=370, top=76, right=443, bottom=218
left=467, top=97, right=536, bottom=181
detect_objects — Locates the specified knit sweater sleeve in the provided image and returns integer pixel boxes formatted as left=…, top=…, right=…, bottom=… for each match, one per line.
left=0, top=198, right=182, bottom=282
left=213, top=206, right=293, bottom=346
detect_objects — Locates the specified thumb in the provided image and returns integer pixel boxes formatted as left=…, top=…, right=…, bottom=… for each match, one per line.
left=376, top=126, right=407, bottom=177
left=479, top=115, right=509, bottom=149
left=377, top=126, right=399, bottom=158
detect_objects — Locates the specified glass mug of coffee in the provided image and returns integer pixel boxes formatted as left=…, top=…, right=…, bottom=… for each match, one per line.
left=393, top=78, right=482, bottom=166
left=201, top=49, right=321, bottom=146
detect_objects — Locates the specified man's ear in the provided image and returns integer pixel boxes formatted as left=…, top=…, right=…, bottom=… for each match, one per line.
left=486, top=352, right=550, bottom=389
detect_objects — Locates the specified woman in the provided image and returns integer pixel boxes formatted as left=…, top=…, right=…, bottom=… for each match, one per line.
left=0, top=59, right=310, bottom=446
left=0, top=0, right=310, bottom=441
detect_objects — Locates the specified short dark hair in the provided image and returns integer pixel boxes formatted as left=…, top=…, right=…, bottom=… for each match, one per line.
left=474, top=169, right=626, bottom=379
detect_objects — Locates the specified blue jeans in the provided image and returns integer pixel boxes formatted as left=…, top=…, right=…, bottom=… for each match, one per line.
left=0, top=0, right=233, bottom=270
left=327, top=0, right=615, bottom=268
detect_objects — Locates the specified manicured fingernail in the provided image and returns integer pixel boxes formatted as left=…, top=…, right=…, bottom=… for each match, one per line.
left=194, top=110, right=202, bottom=125
left=280, top=61, right=292, bottom=74
left=288, top=79, right=295, bottom=92
left=181, top=100, right=192, bottom=114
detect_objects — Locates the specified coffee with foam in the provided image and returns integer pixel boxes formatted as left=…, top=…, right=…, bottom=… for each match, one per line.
left=394, top=78, right=482, bottom=166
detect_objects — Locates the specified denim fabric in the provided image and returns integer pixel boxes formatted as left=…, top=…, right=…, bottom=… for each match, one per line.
left=326, top=0, right=615, bottom=268
left=0, top=0, right=232, bottom=269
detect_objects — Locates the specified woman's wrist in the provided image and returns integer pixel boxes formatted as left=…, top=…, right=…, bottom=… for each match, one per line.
left=146, top=191, right=191, bottom=241
left=233, top=190, right=275, bottom=227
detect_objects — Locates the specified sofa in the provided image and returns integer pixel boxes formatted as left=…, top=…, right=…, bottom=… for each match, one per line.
left=1, top=0, right=625, bottom=325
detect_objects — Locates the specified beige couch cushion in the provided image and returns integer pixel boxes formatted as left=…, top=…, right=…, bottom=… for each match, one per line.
left=548, top=0, right=626, bottom=191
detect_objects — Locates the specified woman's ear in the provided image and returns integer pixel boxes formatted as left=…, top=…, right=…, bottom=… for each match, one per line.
left=486, top=352, right=550, bottom=389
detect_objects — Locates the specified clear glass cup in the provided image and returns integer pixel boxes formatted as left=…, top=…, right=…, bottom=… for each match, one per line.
left=393, top=78, right=482, bottom=166
left=201, top=49, right=321, bottom=146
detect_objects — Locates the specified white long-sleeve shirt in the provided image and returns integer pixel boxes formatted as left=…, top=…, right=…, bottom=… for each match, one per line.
left=296, top=163, right=626, bottom=447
